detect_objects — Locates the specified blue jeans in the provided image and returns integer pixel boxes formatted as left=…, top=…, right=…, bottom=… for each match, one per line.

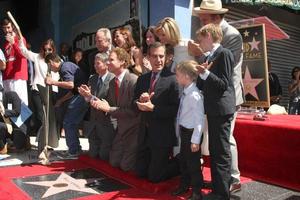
left=63, top=95, right=88, bottom=154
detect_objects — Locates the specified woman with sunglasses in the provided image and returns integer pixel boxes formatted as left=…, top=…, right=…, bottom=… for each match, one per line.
left=18, top=38, right=59, bottom=135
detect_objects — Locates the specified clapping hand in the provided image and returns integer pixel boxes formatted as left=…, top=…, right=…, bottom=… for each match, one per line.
left=139, top=92, right=154, bottom=103
left=188, top=40, right=203, bottom=57
left=90, top=98, right=111, bottom=113
left=196, top=62, right=213, bottom=74
left=78, top=84, right=91, bottom=98
left=136, top=100, right=154, bottom=112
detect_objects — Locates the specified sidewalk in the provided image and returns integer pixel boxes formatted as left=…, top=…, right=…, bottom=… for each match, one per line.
left=0, top=137, right=89, bottom=167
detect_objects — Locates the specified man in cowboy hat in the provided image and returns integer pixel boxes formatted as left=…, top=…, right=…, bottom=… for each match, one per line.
left=189, top=0, right=244, bottom=198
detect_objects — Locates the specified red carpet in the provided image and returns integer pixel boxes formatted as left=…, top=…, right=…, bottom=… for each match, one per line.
left=0, top=155, right=252, bottom=200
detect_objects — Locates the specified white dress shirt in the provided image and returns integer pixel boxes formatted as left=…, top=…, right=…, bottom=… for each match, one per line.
left=178, top=82, right=205, bottom=144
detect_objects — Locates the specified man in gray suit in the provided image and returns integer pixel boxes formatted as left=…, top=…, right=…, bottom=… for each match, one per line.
left=189, top=0, right=245, bottom=194
left=78, top=53, right=115, bottom=160
left=91, top=47, right=140, bottom=172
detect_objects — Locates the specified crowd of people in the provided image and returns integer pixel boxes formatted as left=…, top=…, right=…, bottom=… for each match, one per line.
left=0, top=0, right=299, bottom=199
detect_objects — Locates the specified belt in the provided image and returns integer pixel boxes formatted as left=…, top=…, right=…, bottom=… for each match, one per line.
left=179, top=125, right=193, bottom=132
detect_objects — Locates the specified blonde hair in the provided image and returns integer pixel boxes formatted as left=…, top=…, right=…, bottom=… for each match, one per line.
left=176, top=60, right=199, bottom=81
left=196, top=23, right=223, bottom=43
left=155, top=17, right=181, bottom=46
left=111, top=47, right=131, bottom=69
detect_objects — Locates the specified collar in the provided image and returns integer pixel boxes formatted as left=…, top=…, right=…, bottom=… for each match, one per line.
left=208, top=43, right=221, bottom=58
left=99, top=71, right=108, bottom=82
left=151, top=70, right=162, bottom=79
left=183, top=82, right=196, bottom=95
left=116, top=69, right=127, bottom=83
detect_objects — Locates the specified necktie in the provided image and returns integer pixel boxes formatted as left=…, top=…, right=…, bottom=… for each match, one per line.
left=149, top=72, right=157, bottom=93
left=176, top=92, right=185, bottom=137
left=206, top=54, right=212, bottom=63
left=115, top=77, right=119, bottom=101
left=95, top=76, right=103, bottom=96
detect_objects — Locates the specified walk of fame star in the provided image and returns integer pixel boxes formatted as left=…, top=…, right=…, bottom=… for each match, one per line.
left=13, top=168, right=131, bottom=200
left=24, top=172, right=99, bottom=198
left=249, top=37, right=260, bottom=51
left=243, top=66, right=264, bottom=100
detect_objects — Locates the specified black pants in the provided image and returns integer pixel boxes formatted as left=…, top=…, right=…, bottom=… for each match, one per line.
left=207, top=114, right=233, bottom=200
left=179, top=126, right=203, bottom=193
left=135, top=128, right=180, bottom=183
left=0, top=123, right=27, bottom=149
left=29, top=90, right=44, bottom=135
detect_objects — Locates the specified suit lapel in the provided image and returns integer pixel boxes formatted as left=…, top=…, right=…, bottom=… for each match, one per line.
left=97, top=72, right=112, bottom=97
left=90, top=75, right=98, bottom=96
left=119, top=71, right=129, bottom=103
left=210, top=45, right=223, bottom=63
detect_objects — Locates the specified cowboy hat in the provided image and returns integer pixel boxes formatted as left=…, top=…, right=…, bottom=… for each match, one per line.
left=193, top=0, right=228, bottom=16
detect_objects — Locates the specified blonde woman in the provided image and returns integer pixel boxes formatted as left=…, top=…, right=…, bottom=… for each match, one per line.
left=155, top=17, right=194, bottom=73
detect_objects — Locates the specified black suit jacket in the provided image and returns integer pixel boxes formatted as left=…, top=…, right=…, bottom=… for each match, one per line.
left=134, top=67, right=179, bottom=148
left=197, top=45, right=236, bottom=116
left=1, top=91, right=21, bottom=119
left=84, top=72, right=115, bottom=136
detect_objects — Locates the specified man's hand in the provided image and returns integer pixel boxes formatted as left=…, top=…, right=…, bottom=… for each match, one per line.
left=191, top=143, right=200, bottom=152
left=5, top=34, right=14, bottom=45
left=78, top=84, right=91, bottom=98
left=45, top=76, right=55, bottom=85
left=196, top=62, right=213, bottom=74
left=139, top=92, right=154, bottom=103
left=136, top=100, right=154, bottom=112
left=188, top=40, right=203, bottom=57
left=90, top=98, right=111, bottom=113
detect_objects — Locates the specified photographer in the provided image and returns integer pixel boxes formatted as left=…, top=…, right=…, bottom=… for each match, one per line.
left=288, top=67, right=300, bottom=115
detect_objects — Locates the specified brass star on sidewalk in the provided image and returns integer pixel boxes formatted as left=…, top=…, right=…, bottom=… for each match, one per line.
left=24, top=172, right=99, bottom=198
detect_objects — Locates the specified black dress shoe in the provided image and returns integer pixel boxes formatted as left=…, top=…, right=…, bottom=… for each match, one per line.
left=188, top=192, right=202, bottom=200
left=171, top=186, right=189, bottom=196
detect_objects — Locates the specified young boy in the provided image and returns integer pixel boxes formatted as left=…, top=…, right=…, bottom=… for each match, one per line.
left=172, top=60, right=205, bottom=200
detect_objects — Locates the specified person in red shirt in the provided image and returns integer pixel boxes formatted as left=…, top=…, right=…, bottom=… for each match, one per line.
left=1, top=18, right=28, bottom=105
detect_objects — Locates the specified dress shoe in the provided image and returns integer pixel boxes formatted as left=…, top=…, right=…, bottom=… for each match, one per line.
left=188, top=192, right=202, bottom=200
left=171, top=186, right=189, bottom=196
left=230, top=182, right=242, bottom=193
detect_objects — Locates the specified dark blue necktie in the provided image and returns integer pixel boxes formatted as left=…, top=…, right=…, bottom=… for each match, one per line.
left=95, top=76, right=102, bottom=96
